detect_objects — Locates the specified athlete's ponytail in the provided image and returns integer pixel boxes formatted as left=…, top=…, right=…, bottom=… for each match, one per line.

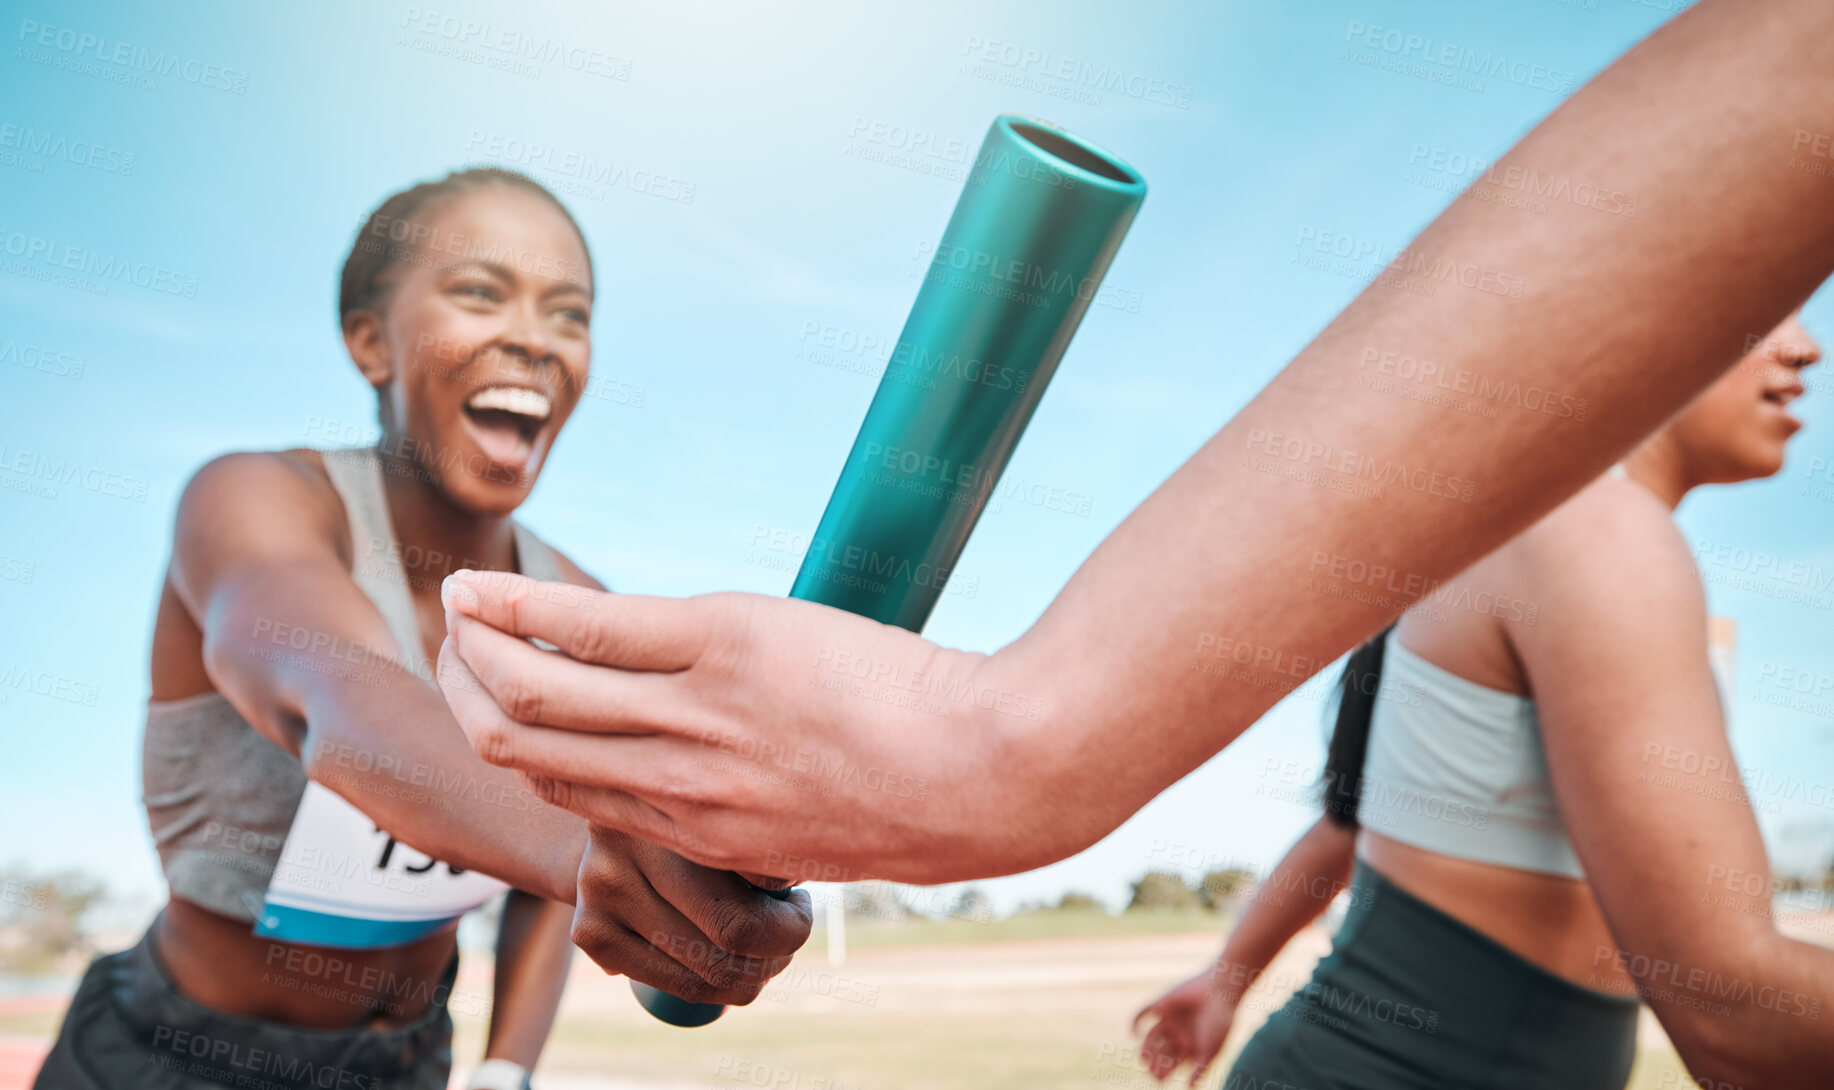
left=1320, top=625, right=1394, bottom=829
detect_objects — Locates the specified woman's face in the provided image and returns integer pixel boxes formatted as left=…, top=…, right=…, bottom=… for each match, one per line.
left=347, top=185, right=593, bottom=516
left=1667, top=315, right=1819, bottom=483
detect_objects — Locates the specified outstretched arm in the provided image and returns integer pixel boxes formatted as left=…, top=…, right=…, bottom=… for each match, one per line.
left=170, top=451, right=585, bottom=901
left=440, top=0, right=1834, bottom=883
left=172, top=451, right=812, bottom=1002
left=1134, top=817, right=1356, bottom=1086
left=1515, top=479, right=1834, bottom=1087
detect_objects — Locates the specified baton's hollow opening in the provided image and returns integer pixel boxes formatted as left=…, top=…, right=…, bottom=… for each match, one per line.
left=1009, top=121, right=1138, bottom=185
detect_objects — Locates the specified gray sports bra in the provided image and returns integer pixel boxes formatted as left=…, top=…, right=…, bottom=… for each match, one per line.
left=141, top=447, right=565, bottom=922
left=1357, top=629, right=1583, bottom=879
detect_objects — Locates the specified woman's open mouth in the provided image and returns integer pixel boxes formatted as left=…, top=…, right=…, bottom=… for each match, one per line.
left=1760, top=384, right=1806, bottom=431
left=461, top=384, right=553, bottom=472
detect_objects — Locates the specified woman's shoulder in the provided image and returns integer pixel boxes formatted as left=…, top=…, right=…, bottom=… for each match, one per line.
left=183, top=447, right=333, bottom=491
left=174, top=448, right=349, bottom=555
left=1506, top=473, right=1696, bottom=595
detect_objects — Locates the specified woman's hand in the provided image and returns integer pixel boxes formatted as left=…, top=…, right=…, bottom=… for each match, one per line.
left=436, top=570, right=1078, bottom=885
left=569, top=824, right=813, bottom=1004
left=1133, top=970, right=1239, bottom=1086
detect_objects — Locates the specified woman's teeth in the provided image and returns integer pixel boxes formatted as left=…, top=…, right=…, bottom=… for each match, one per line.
left=462, top=386, right=553, bottom=469
left=466, top=386, right=552, bottom=420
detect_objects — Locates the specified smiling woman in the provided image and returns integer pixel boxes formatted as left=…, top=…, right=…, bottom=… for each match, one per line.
left=338, top=167, right=593, bottom=506
left=30, top=168, right=813, bottom=1090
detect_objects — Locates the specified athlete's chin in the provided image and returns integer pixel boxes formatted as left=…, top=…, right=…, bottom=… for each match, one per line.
left=444, top=471, right=537, bottom=517
left=1716, top=448, right=1785, bottom=485
left=439, top=440, right=549, bottom=516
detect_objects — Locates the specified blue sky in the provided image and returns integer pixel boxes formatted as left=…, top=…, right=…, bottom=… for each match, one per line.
left=4, top=0, right=1831, bottom=921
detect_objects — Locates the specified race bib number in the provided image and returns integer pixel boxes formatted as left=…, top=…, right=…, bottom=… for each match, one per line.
left=254, top=782, right=506, bottom=948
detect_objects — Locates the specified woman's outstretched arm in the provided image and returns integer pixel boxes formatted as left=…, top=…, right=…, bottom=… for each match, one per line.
left=440, top=0, right=1834, bottom=884
left=171, top=451, right=812, bottom=1003
left=170, top=450, right=586, bottom=900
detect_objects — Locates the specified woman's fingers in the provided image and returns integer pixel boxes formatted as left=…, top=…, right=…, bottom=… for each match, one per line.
left=567, top=913, right=784, bottom=1007
left=441, top=569, right=708, bottom=670
left=529, top=777, right=752, bottom=872
left=438, top=635, right=759, bottom=870
left=446, top=608, right=689, bottom=735
left=1136, top=1002, right=1198, bottom=1083
left=635, top=839, right=813, bottom=961
left=1152, top=1026, right=1193, bottom=1078
left=1142, top=1029, right=1180, bottom=1082
left=573, top=826, right=809, bottom=1003
left=437, top=636, right=679, bottom=792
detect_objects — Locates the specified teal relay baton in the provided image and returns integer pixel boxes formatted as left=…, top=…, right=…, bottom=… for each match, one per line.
left=635, top=114, right=1145, bottom=1026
